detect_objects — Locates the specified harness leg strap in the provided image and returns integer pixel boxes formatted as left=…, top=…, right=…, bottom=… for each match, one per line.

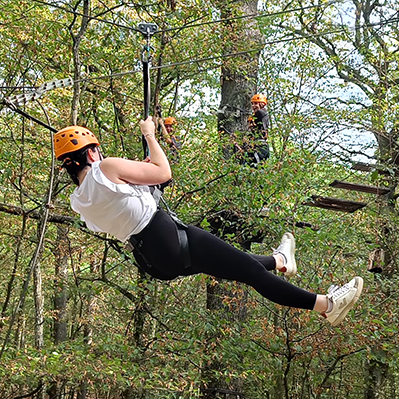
left=147, top=188, right=192, bottom=269
left=176, top=225, right=191, bottom=269
left=168, top=213, right=191, bottom=269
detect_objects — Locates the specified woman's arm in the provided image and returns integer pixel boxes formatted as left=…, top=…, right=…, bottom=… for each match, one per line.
left=100, top=117, right=172, bottom=185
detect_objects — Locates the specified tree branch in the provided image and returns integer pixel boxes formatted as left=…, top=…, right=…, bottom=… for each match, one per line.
left=0, top=202, right=79, bottom=225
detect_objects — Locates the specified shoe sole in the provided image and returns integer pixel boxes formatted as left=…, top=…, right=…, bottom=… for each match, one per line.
left=283, top=233, right=297, bottom=277
left=331, top=276, right=364, bottom=327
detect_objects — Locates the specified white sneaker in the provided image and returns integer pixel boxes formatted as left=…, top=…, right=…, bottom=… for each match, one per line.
left=273, top=232, right=297, bottom=277
left=324, top=277, right=364, bottom=326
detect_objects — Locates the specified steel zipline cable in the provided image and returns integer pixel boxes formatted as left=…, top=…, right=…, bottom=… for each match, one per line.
left=1, top=10, right=398, bottom=137
left=30, top=0, right=340, bottom=32
left=1, top=1, right=397, bottom=100
left=56, top=8, right=399, bottom=87
left=0, top=26, right=371, bottom=93
left=30, top=0, right=399, bottom=37
left=0, top=29, right=348, bottom=107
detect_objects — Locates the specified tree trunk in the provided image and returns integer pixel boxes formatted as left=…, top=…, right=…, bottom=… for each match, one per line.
left=365, top=358, right=389, bottom=399
left=1, top=217, right=27, bottom=328
left=53, top=225, right=69, bottom=345
left=33, top=261, right=44, bottom=349
left=47, top=226, right=70, bottom=398
left=77, top=260, right=99, bottom=399
left=200, top=1, right=262, bottom=397
left=201, top=279, right=248, bottom=399
left=217, top=0, right=263, bottom=160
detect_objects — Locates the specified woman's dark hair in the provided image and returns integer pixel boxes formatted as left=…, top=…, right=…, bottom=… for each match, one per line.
left=60, top=144, right=98, bottom=185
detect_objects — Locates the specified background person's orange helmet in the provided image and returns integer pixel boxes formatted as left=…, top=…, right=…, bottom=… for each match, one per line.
left=54, top=126, right=100, bottom=160
left=164, top=116, right=177, bottom=126
left=251, top=93, right=268, bottom=105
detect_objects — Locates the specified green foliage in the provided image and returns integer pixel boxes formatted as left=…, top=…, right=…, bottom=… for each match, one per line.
left=1, top=0, right=399, bottom=398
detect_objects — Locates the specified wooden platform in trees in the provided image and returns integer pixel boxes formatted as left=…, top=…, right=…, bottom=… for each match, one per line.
left=330, top=180, right=390, bottom=195
left=303, top=195, right=367, bottom=213
left=351, top=162, right=389, bottom=175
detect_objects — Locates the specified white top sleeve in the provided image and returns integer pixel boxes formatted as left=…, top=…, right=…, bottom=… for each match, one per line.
left=70, top=161, right=157, bottom=242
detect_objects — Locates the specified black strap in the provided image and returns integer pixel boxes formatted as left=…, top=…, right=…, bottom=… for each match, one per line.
left=158, top=192, right=191, bottom=269
left=149, top=185, right=163, bottom=205
left=177, top=228, right=191, bottom=268
left=168, top=212, right=191, bottom=269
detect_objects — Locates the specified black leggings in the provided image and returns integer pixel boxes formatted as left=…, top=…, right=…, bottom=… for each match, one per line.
left=130, top=209, right=317, bottom=310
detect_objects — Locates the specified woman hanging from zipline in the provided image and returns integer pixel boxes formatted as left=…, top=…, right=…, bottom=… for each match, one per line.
left=54, top=117, right=363, bottom=327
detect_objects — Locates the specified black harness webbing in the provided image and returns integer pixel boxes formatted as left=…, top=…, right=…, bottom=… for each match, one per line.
left=127, top=185, right=191, bottom=270
left=166, top=208, right=191, bottom=270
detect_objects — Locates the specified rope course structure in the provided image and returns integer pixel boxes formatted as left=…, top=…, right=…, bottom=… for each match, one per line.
left=1, top=78, right=74, bottom=133
left=3, top=78, right=73, bottom=110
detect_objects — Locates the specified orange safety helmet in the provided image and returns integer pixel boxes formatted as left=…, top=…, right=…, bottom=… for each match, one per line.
left=54, top=125, right=100, bottom=160
left=164, top=116, right=177, bottom=126
left=251, top=93, right=268, bottom=105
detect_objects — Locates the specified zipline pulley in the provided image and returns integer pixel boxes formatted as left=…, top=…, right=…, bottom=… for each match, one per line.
left=137, top=22, right=158, bottom=45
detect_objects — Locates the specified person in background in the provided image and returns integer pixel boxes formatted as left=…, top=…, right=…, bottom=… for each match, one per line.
left=237, top=93, right=270, bottom=165
left=160, top=116, right=181, bottom=162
